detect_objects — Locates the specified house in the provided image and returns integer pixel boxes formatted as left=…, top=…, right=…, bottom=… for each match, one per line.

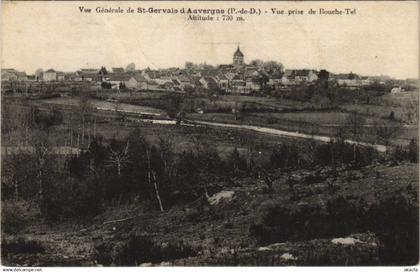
left=76, top=68, right=104, bottom=82
left=27, top=75, right=36, bottom=81
left=281, top=70, right=298, bottom=85
left=56, top=72, right=65, bottom=81
left=215, top=74, right=229, bottom=91
left=230, top=74, right=248, bottom=94
left=142, top=70, right=160, bottom=81
left=245, top=76, right=261, bottom=92
left=390, top=86, right=405, bottom=94
left=112, top=67, right=125, bottom=73
left=177, top=75, right=194, bottom=91
left=334, top=73, right=371, bottom=87
left=107, top=74, right=132, bottom=88
left=190, top=76, right=204, bottom=90
left=199, top=77, right=219, bottom=91
left=43, top=69, right=57, bottom=81
left=279, top=69, right=318, bottom=85
left=161, top=81, right=175, bottom=91
left=172, top=78, right=181, bottom=87
left=1, top=69, right=28, bottom=81
left=125, top=74, right=148, bottom=90
left=224, top=72, right=237, bottom=81
left=1, top=69, right=18, bottom=81
left=218, top=64, right=234, bottom=70
left=268, top=72, right=283, bottom=87
left=64, top=72, right=79, bottom=81
left=80, top=68, right=100, bottom=74
left=294, top=69, right=318, bottom=82
left=76, top=71, right=102, bottom=82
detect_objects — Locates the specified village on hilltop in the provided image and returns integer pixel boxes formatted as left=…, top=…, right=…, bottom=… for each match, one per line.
left=2, top=46, right=415, bottom=95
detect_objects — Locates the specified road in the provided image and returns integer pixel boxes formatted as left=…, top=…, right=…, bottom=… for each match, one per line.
left=183, top=119, right=388, bottom=152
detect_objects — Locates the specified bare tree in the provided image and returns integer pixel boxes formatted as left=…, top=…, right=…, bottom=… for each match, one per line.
left=145, top=147, right=164, bottom=212
left=107, top=141, right=130, bottom=177
left=404, top=93, right=419, bottom=125
left=344, top=112, right=366, bottom=162
left=29, top=130, right=53, bottom=215
left=2, top=152, right=31, bottom=202
left=77, top=96, right=93, bottom=146
left=158, top=136, right=174, bottom=176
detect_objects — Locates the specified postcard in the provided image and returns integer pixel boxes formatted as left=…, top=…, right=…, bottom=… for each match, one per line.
left=1, top=0, right=418, bottom=268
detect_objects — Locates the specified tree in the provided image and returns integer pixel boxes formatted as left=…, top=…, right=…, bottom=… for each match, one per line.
left=2, top=152, right=33, bottom=202
left=318, top=69, right=330, bottom=82
left=158, top=136, right=174, bottom=176
left=372, top=120, right=401, bottom=145
left=185, top=62, right=195, bottom=70
left=404, top=93, right=419, bottom=124
left=114, top=101, right=126, bottom=122
left=263, top=61, right=284, bottom=73
left=344, top=112, right=366, bottom=141
left=228, top=147, right=245, bottom=174
left=250, top=60, right=284, bottom=74
left=146, top=146, right=164, bottom=212
left=318, top=69, right=330, bottom=89
left=166, top=95, right=183, bottom=119
left=407, top=139, right=418, bottom=163
left=250, top=59, right=264, bottom=68
left=29, top=130, right=54, bottom=216
left=125, top=63, right=136, bottom=72
left=77, top=96, right=93, bottom=146
left=99, top=66, right=108, bottom=75
left=107, top=140, right=130, bottom=177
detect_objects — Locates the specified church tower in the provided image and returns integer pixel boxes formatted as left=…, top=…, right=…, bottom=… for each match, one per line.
left=233, top=46, right=244, bottom=67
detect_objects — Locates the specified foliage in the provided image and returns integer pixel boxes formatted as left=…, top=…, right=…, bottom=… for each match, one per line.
left=1, top=203, right=27, bottom=234
left=269, top=140, right=377, bottom=170
left=389, top=139, right=419, bottom=163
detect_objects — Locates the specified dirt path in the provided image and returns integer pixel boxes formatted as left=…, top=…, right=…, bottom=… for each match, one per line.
left=186, top=119, right=388, bottom=152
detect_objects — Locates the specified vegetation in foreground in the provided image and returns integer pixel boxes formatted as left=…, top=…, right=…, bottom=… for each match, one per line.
left=1, top=115, right=418, bottom=265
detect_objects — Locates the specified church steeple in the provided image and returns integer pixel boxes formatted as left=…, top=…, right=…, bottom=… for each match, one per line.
left=233, top=46, right=244, bottom=67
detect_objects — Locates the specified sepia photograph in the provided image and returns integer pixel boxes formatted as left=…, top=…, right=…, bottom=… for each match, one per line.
left=0, top=0, right=419, bottom=268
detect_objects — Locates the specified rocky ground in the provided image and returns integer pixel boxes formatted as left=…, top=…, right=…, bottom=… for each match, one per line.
left=1, top=162, right=418, bottom=266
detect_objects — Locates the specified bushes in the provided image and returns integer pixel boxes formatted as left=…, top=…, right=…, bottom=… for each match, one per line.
left=2, top=237, right=45, bottom=255
left=95, top=235, right=198, bottom=266
left=269, top=140, right=378, bottom=170
left=369, top=192, right=419, bottom=265
left=1, top=203, right=27, bottom=234
left=389, top=139, right=418, bottom=163
left=250, top=190, right=419, bottom=265
left=42, top=176, right=102, bottom=222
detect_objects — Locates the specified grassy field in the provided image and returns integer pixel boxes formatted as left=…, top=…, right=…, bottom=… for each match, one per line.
left=187, top=110, right=416, bottom=146
left=94, top=90, right=171, bottom=100
left=37, top=97, right=165, bottom=116
left=5, top=89, right=418, bottom=148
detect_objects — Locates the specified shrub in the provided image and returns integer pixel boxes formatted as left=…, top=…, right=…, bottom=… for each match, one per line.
left=42, top=176, right=102, bottom=222
left=389, top=139, right=419, bottom=163
left=1, top=202, right=27, bottom=234
left=2, top=237, right=45, bottom=255
left=250, top=191, right=419, bottom=265
left=96, top=235, right=198, bottom=266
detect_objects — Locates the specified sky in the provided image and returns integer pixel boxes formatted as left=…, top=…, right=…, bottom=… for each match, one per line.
left=1, top=1, right=419, bottom=79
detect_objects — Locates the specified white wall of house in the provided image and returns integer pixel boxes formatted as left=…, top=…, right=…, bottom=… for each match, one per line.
left=43, top=72, right=57, bottom=81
